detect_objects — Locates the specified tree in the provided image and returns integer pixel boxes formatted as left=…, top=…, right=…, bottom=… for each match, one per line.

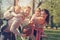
left=1, top=0, right=14, bottom=12
left=40, top=0, right=60, bottom=28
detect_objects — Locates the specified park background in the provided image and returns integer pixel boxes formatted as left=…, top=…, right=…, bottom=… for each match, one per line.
left=0, top=0, right=60, bottom=40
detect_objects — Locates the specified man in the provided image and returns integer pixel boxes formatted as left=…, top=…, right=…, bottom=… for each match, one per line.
left=10, top=6, right=31, bottom=37
left=2, top=6, right=31, bottom=40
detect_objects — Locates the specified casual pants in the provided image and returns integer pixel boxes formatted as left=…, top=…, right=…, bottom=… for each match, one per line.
left=1, top=31, right=16, bottom=40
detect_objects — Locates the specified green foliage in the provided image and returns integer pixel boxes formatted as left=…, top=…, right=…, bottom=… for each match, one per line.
left=43, top=29, right=60, bottom=40
left=17, top=29, right=60, bottom=40
left=40, top=0, right=60, bottom=27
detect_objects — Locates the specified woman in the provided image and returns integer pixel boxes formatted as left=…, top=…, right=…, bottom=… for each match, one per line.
left=30, top=8, right=49, bottom=40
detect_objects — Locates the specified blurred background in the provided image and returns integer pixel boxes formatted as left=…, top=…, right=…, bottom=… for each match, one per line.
left=0, top=0, right=60, bottom=40
left=0, top=0, right=60, bottom=29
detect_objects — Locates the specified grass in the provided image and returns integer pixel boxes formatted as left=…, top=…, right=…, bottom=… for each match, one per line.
left=17, top=29, right=60, bottom=40
left=43, top=29, right=60, bottom=40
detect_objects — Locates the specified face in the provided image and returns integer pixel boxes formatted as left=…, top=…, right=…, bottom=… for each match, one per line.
left=35, top=9, right=41, bottom=15
left=25, top=8, right=31, bottom=13
left=15, top=6, right=21, bottom=13
left=41, top=11, right=48, bottom=19
left=24, top=7, right=31, bottom=17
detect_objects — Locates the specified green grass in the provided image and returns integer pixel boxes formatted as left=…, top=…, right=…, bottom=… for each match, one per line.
left=43, top=29, right=60, bottom=40
left=17, top=29, right=60, bottom=40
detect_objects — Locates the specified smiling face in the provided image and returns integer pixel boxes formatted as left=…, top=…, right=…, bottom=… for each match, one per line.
left=35, top=8, right=41, bottom=16
left=41, top=11, right=48, bottom=20
left=14, top=6, right=21, bottom=13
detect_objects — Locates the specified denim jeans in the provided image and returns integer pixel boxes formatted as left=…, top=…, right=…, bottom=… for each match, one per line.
left=1, top=31, right=16, bottom=40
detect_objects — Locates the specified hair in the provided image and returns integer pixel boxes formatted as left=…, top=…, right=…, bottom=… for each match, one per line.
left=25, top=6, right=31, bottom=9
left=41, top=9, right=50, bottom=24
left=35, top=8, right=41, bottom=14
left=14, top=6, right=21, bottom=9
left=22, top=26, right=32, bottom=36
left=14, top=6, right=21, bottom=12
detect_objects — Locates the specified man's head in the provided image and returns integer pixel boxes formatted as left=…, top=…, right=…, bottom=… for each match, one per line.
left=24, top=6, right=31, bottom=17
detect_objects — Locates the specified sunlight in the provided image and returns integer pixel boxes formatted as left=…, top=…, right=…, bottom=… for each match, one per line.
left=18, top=0, right=31, bottom=7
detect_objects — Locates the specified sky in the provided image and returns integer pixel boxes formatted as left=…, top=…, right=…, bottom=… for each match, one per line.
left=1, top=0, right=31, bottom=12
left=1, top=0, right=42, bottom=12
left=19, top=0, right=31, bottom=7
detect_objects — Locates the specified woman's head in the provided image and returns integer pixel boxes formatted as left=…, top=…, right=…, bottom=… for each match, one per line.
left=41, top=9, right=50, bottom=24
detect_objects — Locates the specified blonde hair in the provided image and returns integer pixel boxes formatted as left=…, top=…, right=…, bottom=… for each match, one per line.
left=14, top=6, right=21, bottom=10
left=35, top=8, right=41, bottom=12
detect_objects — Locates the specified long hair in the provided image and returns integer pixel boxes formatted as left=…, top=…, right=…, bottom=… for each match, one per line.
left=41, top=9, right=50, bottom=24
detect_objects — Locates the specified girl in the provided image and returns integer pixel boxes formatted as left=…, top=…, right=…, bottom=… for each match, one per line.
left=30, top=8, right=49, bottom=40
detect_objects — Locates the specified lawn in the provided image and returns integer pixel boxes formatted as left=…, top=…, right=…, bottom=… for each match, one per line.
left=17, top=29, right=60, bottom=40
left=43, top=29, right=60, bottom=40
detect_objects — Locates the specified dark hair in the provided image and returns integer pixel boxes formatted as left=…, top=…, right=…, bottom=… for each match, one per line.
left=42, top=9, right=50, bottom=24
left=22, top=26, right=32, bottom=36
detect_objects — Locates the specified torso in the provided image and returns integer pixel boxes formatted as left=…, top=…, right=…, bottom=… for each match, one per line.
left=33, top=14, right=46, bottom=29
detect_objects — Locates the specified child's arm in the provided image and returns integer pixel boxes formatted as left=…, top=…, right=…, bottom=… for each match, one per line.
left=4, top=10, right=13, bottom=20
left=11, top=12, right=23, bottom=17
left=11, top=12, right=17, bottom=17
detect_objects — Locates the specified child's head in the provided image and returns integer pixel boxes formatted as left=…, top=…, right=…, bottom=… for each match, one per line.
left=41, top=9, right=50, bottom=24
left=22, top=26, right=32, bottom=37
left=35, top=8, right=41, bottom=14
left=14, top=6, right=21, bottom=13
